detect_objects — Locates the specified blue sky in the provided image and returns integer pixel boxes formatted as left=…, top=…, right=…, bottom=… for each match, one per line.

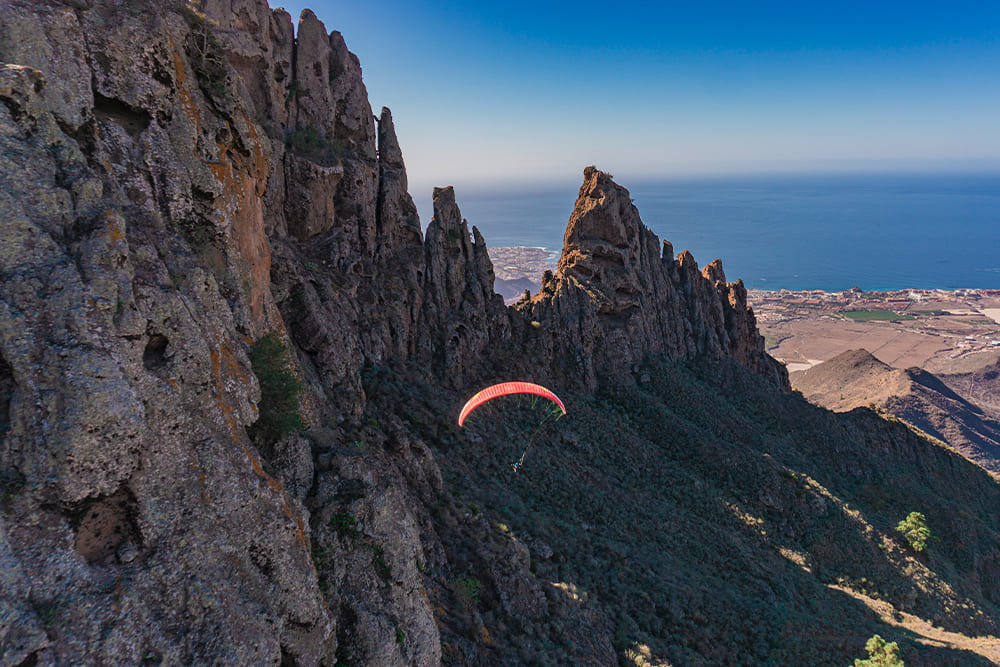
left=272, top=1, right=1000, bottom=192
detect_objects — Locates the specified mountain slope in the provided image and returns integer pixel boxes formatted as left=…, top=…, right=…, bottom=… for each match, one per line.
left=939, top=355, right=1000, bottom=416
left=1, top=2, right=999, bottom=666
left=395, top=357, right=1000, bottom=665
left=793, top=349, right=1000, bottom=475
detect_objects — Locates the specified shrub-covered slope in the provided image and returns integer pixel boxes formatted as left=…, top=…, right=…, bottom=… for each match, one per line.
left=357, top=357, right=1000, bottom=665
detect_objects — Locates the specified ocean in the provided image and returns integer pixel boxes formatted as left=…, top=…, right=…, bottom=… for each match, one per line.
left=415, top=172, right=1000, bottom=291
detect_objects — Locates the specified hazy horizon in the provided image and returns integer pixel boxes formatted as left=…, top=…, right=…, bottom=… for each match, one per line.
left=410, top=171, right=1000, bottom=291
left=273, top=0, right=1000, bottom=192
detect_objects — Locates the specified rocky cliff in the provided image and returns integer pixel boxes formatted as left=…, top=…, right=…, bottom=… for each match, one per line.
left=2, top=2, right=1000, bottom=666
left=519, top=167, right=787, bottom=391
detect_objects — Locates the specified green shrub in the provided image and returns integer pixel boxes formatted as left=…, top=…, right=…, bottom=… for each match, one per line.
left=248, top=332, right=304, bottom=444
left=896, top=511, right=931, bottom=552
left=371, top=544, right=390, bottom=581
left=0, top=469, right=25, bottom=504
left=286, top=126, right=343, bottom=163
left=330, top=511, right=359, bottom=539
left=181, top=7, right=228, bottom=100
left=454, top=576, right=482, bottom=607
left=287, top=126, right=325, bottom=151
left=311, top=542, right=329, bottom=566
left=854, top=634, right=903, bottom=666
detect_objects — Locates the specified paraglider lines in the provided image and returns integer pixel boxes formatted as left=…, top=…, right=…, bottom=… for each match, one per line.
left=457, top=382, right=567, bottom=472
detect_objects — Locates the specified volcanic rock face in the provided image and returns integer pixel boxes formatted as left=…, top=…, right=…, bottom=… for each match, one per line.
left=0, top=6, right=329, bottom=664
left=8, top=2, right=969, bottom=666
left=420, top=186, right=509, bottom=385
left=521, top=167, right=788, bottom=390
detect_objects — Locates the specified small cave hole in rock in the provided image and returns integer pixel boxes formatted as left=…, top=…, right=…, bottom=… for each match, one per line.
left=72, top=489, right=141, bottom=565
left=0, top=353, right=13, bottom=435
left=143, top=334, right=169, bottom=370
left=14, top=650, right=39, bottom=667
left=93, top=91, right=151, bottom=139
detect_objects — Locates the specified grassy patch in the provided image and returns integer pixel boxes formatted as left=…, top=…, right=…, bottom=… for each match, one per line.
left=371, top=544, right=391, bottom=581
left=454, top=576, right=482, bottom=608
left=286, top=125, right=343, bottom=164
left=761, top=332, right=789, bottom=351
left=839, top=310, right=915, bottom=322
left=330, top=511, right=359, bottom=539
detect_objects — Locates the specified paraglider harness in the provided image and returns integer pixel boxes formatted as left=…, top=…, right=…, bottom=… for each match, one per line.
left=509, top=401, right=565, bottom=473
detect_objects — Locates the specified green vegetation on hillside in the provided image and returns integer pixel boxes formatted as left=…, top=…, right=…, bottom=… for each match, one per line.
left=286, top=125, right=344, bottom=164
left=896, top=511, right=932, bottom=552
left=180, top=4, right=229, bottom=101
left=248, top=332, right=304, bottom=444
left=355, top=356, right=1000, bottom=665
left=854, top=634, right=904, bottom=666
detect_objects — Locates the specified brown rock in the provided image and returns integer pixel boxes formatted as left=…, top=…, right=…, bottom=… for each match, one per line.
left=419, top=187, right=509, bottom=385
left=520, top=166, right=788, bottom=390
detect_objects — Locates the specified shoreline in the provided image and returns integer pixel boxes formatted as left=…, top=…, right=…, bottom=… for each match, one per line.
left=488, top=246, right=1000, bottom=372
left=489, top=247, right=1000, bottom=298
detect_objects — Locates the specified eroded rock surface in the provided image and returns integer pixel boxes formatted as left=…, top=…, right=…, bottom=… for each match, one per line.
left=520, top=166, right=788, bottom=391
left=8, top=3, right=995, bottom=667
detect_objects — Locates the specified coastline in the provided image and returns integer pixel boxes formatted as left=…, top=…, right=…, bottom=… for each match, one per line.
left=489, top=246, right=1000, bottom=374
left=488, top=246, right=557, bottom=302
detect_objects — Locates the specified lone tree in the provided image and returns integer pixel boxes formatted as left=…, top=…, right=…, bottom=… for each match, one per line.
left=896, top=511, right=931, bottom=552
left=854, top=634, right=903, bottom=666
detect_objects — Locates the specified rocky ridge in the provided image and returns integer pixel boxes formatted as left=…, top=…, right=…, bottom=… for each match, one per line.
left=0, top=1, right=775, bottom=663
left=793, top=349, right=1000, bottom=475
left=1, top=1, right=999, bottom=666
left=521, top=167, right=787, bottom=391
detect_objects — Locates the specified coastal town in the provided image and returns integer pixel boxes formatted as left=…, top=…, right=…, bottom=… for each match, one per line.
left=749, top=287, right=1000, bottom=374
left=488, top=247, right=1000, bottom=375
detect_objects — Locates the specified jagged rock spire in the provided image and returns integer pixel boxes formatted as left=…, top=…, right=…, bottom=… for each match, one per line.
left=521, top=167, right=788, bottom=390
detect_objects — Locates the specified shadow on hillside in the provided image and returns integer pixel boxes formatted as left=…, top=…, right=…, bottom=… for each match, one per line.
left=361, top=356, right=1000, bottom=665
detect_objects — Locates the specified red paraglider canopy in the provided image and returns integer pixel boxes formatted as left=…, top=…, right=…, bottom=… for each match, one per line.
left=457, top=381, right=566, bottom=427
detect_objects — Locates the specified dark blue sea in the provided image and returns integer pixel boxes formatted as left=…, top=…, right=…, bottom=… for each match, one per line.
left=416, top=172, right=1000, bottom=291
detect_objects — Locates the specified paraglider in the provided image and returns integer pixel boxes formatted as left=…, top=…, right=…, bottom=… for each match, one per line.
left=458, top=381, right=565, bottom=426
left=458, top=382, right=566, bottom=471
